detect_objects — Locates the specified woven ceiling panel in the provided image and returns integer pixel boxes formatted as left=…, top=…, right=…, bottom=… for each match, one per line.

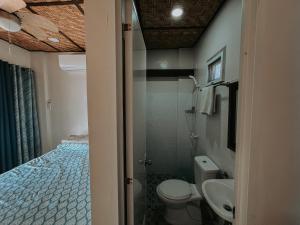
left=4, top=7, right=82, bottom=52
left=144, top=28, right=203, bottom=49
left=43, top=31, right=82, bottom=52
left=136, top=0, right=225, bottom=49
left=0, top=30, right=55, bottom=51
left=80, top=3, right=84, bottom=10
left=32, top=5, right=85, bottom=49
left=0, top=1, right=85, bottom=52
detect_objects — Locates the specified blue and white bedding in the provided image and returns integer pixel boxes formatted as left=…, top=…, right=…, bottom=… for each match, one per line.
left=0, top=143, right=91, bottom=225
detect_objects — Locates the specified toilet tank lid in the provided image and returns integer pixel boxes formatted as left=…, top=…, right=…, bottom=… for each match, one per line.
left=194, top=156, right=219, bottom=173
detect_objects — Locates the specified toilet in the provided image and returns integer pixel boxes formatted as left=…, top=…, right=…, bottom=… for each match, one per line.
left=157, top=156, right=219, bottom=225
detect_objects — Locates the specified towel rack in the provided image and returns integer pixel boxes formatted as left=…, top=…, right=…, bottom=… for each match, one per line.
left=199, top=81, right=231, bottom=92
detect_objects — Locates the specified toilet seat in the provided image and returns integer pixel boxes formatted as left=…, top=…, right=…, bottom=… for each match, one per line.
left=157, top=179, right=203, bottom=225
left=157, top=179, right=192, bottom=201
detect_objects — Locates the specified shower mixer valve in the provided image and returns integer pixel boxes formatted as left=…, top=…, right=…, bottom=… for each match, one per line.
left=190, top=133, right=199, bottom=139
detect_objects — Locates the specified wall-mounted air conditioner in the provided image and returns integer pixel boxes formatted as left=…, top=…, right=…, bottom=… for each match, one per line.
left=58, top=54, right=86, bottom=71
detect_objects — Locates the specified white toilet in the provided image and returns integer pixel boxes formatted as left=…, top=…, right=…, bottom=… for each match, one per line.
left=157, top=156, right=219, bottom=225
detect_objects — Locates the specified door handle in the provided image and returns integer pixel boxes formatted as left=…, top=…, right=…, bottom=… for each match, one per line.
left=138, top=159, right=152, bottom=166
left=145, top=159, right=152, bottom=166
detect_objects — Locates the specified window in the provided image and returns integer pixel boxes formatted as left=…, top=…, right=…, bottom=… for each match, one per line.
left=207, top=47, right=226, bottom=85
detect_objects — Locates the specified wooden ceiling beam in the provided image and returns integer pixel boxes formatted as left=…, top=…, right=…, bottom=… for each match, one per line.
left=27, top=0, right=83, bottom=7
left=0, top=37, right=31, bottom=51
left=59, top=31, right=85, bottom=51
left=27, top=1, right=85, bottom=16
left=72, top=0, right=84, bottom=15
left=26, top=6, right=35, bottom=14
left=74, top=4, right=84, bottom=15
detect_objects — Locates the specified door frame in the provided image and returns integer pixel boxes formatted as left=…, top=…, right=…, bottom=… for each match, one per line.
left=119, top=0, right=260, bottom=224
left=234, top=0, right=259, bottom=224
left=123, top=0, right=134, bottom=225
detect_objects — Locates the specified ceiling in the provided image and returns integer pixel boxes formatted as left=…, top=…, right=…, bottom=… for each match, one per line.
left=0, top=0, right=225, bottom=52
left=0, top=0, right=85, bottom=52
left=135, top=0, right=225, bottom=49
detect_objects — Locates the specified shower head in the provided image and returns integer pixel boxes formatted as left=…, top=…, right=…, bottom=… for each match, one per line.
left=189, top=75, right=197, bottom=85
left=189, top=75, right=200, bottom=88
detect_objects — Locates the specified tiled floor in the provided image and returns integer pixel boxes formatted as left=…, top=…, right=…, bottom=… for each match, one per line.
left=145, top=173, right=179, bottom=225
left=145, top=173, right=230, bottom=225
left=145, top=173, right=174, bottom=225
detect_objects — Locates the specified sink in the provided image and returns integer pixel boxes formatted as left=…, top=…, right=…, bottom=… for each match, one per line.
left=202, top=179, right=234, bottom=223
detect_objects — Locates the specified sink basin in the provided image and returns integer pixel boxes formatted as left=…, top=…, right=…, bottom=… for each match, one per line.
left=202, top=179, right=234, bottom=222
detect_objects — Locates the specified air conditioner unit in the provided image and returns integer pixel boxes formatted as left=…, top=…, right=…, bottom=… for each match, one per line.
left=58, top=54, right=86, bottom=71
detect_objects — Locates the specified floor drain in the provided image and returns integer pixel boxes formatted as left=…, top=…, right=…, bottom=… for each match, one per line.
left=223, top=204, right=233, bottom=212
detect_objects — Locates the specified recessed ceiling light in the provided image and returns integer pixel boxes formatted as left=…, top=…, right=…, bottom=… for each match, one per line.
left=48, top=37, right=59, bottom=43
left=171, top=7, right=183, bottom=18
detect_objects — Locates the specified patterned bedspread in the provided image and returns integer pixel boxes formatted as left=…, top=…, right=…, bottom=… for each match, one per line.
left=0, top=143, right=91, bottom=225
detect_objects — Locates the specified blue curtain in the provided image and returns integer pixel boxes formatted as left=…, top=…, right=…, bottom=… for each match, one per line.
left=0, top=61, right=41, bottom=173
left=0, top=61, right=18, bottom=173
left=13, top=65, right=41, bottom=164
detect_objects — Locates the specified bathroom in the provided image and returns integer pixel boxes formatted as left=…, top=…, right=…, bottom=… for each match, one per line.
left=129, top=0, right=242, bottom=224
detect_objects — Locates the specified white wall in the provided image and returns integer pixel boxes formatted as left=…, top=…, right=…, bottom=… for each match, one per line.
left=0, top=39, right=88, bottom=153
left=147, top=48, right=194, bottom=70
left=31, top=53, right=88, bottom=152
left=194, top=0, right=242, bottom=177
left=236, top=0, right=300, bottom=224
left=30, top=53, right=53, bottom=152
left=85, top=0, right=119, bottom=224
left=44, top=53, right=88, bottom=148
left=0, top=39, right=31, bottom=68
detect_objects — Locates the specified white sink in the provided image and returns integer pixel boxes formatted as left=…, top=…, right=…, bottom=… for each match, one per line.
left=202, top=179, right=235, bottom=223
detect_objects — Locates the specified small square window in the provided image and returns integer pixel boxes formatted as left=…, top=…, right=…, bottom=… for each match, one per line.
left=207, top=47, right=226, bottom=85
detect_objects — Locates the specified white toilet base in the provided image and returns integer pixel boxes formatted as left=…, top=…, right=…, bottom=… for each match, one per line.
left=164, top=203, right=202, bottom=225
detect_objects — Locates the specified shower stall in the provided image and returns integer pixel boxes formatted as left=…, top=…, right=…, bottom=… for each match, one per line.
left=144, top=74, right=200, bottom=224
left=124, top=2, right=200, bottom=225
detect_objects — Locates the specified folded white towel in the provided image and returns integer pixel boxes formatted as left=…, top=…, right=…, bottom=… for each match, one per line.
left=200, top=86, right=216, bottom=115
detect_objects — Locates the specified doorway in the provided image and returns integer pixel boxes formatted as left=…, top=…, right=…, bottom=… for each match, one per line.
left=123, top=0, right=242, bottom=224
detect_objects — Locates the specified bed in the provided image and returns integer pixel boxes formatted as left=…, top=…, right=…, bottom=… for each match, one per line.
left=0, top=143, right=91, bottom=225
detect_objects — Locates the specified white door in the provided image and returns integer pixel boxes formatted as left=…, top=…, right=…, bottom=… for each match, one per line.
left=124, top=0, right=147, bottom=224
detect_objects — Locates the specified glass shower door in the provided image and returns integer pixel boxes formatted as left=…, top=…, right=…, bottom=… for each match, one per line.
left=124, top=0, right=147, bottom=224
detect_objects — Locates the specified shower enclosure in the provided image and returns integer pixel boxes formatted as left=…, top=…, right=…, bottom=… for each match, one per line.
left=124, top=0, right=147, bottom=224
left=124, top=2, right=199, bottom=224
left=144, top=75, right=198, bottom=224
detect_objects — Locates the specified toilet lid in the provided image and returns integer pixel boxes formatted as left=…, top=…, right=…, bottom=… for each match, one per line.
left=157, top=179, right=192, bottom=200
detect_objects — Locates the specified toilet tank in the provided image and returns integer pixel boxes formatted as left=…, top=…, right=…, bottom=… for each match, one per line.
left=194, top=156, right=219, bottom=194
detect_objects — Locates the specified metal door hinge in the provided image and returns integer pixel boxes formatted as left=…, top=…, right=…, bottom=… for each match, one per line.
left=125, top=177, right=133, bottom=184
left=122, top=23, right=132, bottom=31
